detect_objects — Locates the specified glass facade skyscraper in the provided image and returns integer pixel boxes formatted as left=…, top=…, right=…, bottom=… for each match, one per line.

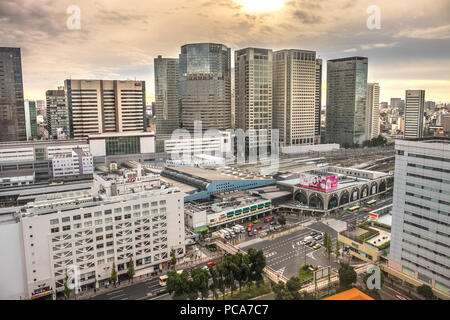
left=154, top=56, right=180, bottom=134
left=179, top=43, right=231, bottom=131
left=326, top=56, right=368, bottom=147
left=0, top=47, right=26, bottom=142
left=24, top=100, right=38, bottom=139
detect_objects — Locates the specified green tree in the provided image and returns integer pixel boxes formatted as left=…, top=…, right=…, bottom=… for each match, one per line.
left=191, top=268, right=210, bottom=300
left=63, top=272, right=71, bottom=300
left=167, top=269, right=192, bottom=300
left=271, top=281, right=286, bottom=300
left=417, top=284, right=435, bottom=300
left=231, top=253, right=250, bottom=292
left=247, top=248, right=267, bottom=286
left=170, top=249, right=177, bottom=270
left=285, top=276, right=302, bottom=300
left=209, top=267, right=220, bottom=299
left=338, top=262, right=357, bottom=290
left=272, top=276, right=304, bottom=300
left=323, top=232, right=333, bottom=261
left=277, top=216, right=286, bottom=226
left=110, top=262, right=118, bottom=287
left=216, top=260, right=227, bottom=296
left=127, top=257, right=135, bottom=282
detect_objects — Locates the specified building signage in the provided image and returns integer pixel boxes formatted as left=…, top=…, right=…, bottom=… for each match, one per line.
left=298, top=173, right=338, bottom=192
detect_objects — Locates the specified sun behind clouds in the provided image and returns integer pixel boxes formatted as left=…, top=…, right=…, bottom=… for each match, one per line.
left=236, top=0, right=287, bottom=13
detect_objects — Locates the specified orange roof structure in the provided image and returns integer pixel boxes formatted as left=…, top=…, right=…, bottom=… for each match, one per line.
left=323, top=288, right=374, bottom=300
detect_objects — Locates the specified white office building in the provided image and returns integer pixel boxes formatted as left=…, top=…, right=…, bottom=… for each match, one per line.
left=17, top=169, right=185, bottom=299
left=51, top=148, right=93, bottom=178
left=404, top=90, right=425, bottom=139
left=366, top=83, right=380, bottom=140
left=389, top=138, right=450, bottom=297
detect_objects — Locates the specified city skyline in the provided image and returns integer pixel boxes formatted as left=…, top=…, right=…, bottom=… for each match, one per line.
left=0, top=0, right=449, bottom=103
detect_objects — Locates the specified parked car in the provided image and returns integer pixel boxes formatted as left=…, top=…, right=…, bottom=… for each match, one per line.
left=257, top=226, right=263, bottom=230
left=314, top=234, right=323, bottom=241
left=313, top=243, right=321, bottom=250
left=307, top=241, right=315, bottom=247
left=253, top=219, right=261, bottom=224
left=248, top=231, right=253, bottom=237
left=310, top=231, right=318, bottom=236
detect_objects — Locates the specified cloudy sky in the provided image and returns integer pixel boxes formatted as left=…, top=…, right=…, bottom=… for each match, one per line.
left=1, top=0, right=449, bottom=103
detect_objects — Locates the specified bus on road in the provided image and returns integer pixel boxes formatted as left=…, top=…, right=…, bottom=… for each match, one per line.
left=159, top=275, right=168, bottom=286
left=347, top=206, right=360, bottom=213
left=264, top=215, right=274, bottom=223
left=364, top=200, right=377, bottom=207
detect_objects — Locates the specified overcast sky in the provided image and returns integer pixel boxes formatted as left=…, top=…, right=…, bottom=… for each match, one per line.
left=1, top=0, right=449, bottom=103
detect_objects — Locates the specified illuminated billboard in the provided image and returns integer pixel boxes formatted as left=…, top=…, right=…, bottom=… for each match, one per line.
left=299, top=173, right=338, bottom=192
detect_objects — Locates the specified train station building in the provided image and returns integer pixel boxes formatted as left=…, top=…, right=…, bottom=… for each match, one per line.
left=277, top=166, right=393, bottom=216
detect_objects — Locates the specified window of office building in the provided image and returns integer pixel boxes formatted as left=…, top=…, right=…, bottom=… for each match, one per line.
left=105, top=136, right=140, bottom=156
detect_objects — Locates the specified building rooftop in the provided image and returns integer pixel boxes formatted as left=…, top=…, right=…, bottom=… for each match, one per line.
left=185, top=192, right=268, bottom=216
left=20, top=184, right=180, bottom=217
left=164, top=166, right=275, bottom=182
left=88, top=131, right=154, bottom=139
left=322, top=288, right=374, bottom=300
left=0, top=139, right=88, bottom=149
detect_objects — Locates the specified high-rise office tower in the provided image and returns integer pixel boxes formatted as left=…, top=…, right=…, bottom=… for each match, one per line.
left=65, top=79, right=146, bottom=138
left=325, top=56, right=368, bottom=147
left=235, top=47, right=273, bottom=151
left=273, top=49, right=316, bottom=146
left=366, top=83, right=380, bottom=140
left=404, top=90, right=425, bottom=139
left=154, top=56, right=180, bottom=134
left=24, top=100, right=38, bottom=140
left=315, top=58, right=322, bottom=144
left=179, top=43, right=231, bottom=131
left=0, top=47, right=26, bottom=142
left=231, top=67, right=235, bottom=129
left=36, top=100, right=46, bottom=118
left=389, top=138, right=450, bottom=296
left=46, top=88, right=70, bottom=139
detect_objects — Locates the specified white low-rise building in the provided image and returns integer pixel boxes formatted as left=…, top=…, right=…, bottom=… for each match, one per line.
left=51, top=148, right=93, bottom=178
left=16, top=170, right=185, bottom=300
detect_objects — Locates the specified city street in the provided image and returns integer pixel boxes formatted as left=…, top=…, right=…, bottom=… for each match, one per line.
left=240, top=221, right=340, bottom=279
